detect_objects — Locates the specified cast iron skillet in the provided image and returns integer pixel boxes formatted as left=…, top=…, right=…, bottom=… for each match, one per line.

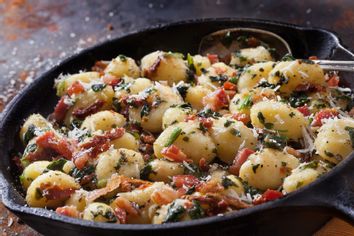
left=0, top=18, right=353, bottom=236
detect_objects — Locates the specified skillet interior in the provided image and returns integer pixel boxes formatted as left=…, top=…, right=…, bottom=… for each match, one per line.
left=0, top=18, right=353, bottom=236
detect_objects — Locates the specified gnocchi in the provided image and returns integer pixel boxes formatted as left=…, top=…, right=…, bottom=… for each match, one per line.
left=17, top=43, right=354, bottom=225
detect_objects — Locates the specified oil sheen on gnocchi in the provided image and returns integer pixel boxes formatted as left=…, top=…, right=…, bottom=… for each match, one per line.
left=17, top=43, right=354, bottom=224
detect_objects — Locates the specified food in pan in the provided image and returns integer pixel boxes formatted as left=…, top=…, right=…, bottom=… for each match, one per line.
left=16, top=41, right=354, bottom=224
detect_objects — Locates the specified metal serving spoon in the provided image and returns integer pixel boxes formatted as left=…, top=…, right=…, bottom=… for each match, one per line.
left=198, top=28, right=354, bottom=72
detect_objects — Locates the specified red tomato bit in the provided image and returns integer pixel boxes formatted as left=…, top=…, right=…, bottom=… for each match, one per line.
left=229, top=148, right=255, bottom=175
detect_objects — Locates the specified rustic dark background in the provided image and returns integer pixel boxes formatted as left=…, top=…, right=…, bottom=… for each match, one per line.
left=0, top=0, right=354, bottom=234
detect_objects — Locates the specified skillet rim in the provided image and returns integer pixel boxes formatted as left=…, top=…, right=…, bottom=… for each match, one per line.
left=0, top=17, right=353, bottom=231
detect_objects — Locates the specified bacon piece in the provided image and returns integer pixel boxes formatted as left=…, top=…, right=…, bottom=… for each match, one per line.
left=327, top=74, right=340, bottom=87
left=308, top=56, right=318, bottom=60
left=39, top=183, right=75, bottom=200
left=151, top=187, right=180, bottom=205
left=91, top=60, right=109, bottom=74
left=184, top=114, right=197, bottom=122
left=253, top=189, right=283, bottom=205
left=232, top=112, right=250, bottom=125
left=140, top=132, right=155, bottom=144
left=67, top=81, right=85, bottom=96
left=72, top=99, right=105, bottom=119
left=312, top=108, right=339, bottom=127
left=144, top=56, right=161, bottom=78
left=103, top=74, right=120, bottom=86
left=114, top=207, right=127, bottom=224
left=207, top=54, right=219, bottom=64
left=56, top=206, right=80, bottom=218
left=229, top=148, right=255, bottom=175
left=161, top=144, right=192, bottom=163
left=202, top=88, right=229, bottom=111
left=36, top=131, right=73, bottom=159
left=223, top=81, right=237, bottom=91
left=86, top=174, right=122, bottom=203
left=186, top=193, right=250, bottom=216
left=74, top=128, right=125, bottom=169
left=199, top=158, right=209, bottom=171
left=284, top=146, right=302, bottom=158
left=113, top=197, right=139, bottom=216
left=197, top=180, right=224, bottom=194
left=172, top=175, right=200, bottom=189
left=199, top=117, right=213, bottom=130
left=297, top=105, right=311, bottom=116
left=53, top=96, right=70, bottom=123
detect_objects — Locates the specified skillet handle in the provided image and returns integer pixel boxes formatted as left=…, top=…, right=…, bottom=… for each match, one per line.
left=281, top=155, right=354, bottom=224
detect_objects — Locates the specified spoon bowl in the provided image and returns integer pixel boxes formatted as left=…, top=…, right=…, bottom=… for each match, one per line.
left=198, top=27, right=292, bottom=62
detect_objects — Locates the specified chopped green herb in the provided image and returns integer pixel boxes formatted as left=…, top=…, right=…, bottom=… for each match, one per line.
left=24, top=124, right=36, bottom=144
left=188, top=200, right=204, bottom=219
left=164, top=127, right=182, bottom=147
left=221, top=176, right=236, bottom=188
left=176, top=84, right=189, bottom=99
left=239, top=95, right=253, bottom=110
left=117, top=54, right=127, bottom=62
left=140, top=164, right=154, bottom=180
left=263, top=134, right=287, bottom=150
left=289, top=112, right=295, bottom=118
left=324, top=150, right=334, bottom=157
left=289, top=92, right=309, bottom=108
left=252, top=164, right=260, bottom=173
left=91, top=83, right=106, bottom=92
left=163, top=202, right=186, bottom=223
left=229, top=77, right=238, bottom=84
left=281, top=53, right=295, bottom=61
left=224, top=120, right=234, bottom=128
left=229, top=128, right=241, bottom=137
left=140, top=104, right=150, bottom=118
left=257, top=112, right=274, bottom=129
left=46, top=158, right=67, bottom=171
left=301, top=161, right=319, bottom=170
left=198, top=108, right=221, bottom=118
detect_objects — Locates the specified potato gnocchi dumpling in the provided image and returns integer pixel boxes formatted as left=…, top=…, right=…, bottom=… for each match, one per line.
left=185, top=85, right=212, bottom=110
left=17, top=47, right=354, bottom=224
left=128, top=83, right=183, bottom=133
left=191, top=55, right=211, bottom=76
left=147, top=159, right=184, bottom=182
left=154, top=121, right=217, bottom=164
left=141, top=51, right=189, bottom=86
left=250, top=100, right=307, bottom=140
left=267, top=60, right=325, bottom=96
left=81, top=110, right=126, bottom=132
left=20, top=161, right=50, bottom=190
left=230, top=46, right=273, bottom=67
left=83, top=203, right=118, bottom=223
left=197, top=62, right=236, bottom=90
left=26, top=171, right=80, bottom=208
left=56, top=72, right=100, bottom=96
left=95, top=148, right=144, bottom=182
left=162, top=105, right=193, bottom=129
left=237, top=62, right=276, bottom=91
left=239, top=148, right=299, bottom=190
left=20, top=114, right=53, bottom=144
left=210, top=117, right=257, bottom=164
left=282, top=160, right=331, bottom=193
left=104, top=55, right=140, bottom=79
left=314, top=118, right=354, bottom=163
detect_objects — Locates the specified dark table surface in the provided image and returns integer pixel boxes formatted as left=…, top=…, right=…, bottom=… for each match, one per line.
left=0, top=0, right=354, bottom=235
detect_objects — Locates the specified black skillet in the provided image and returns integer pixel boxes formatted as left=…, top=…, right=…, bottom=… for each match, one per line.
left=0, top=18, right=353, bottom=236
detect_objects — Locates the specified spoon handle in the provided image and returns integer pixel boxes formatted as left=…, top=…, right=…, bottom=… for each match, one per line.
left=313, top=60, right=354, bottom=72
